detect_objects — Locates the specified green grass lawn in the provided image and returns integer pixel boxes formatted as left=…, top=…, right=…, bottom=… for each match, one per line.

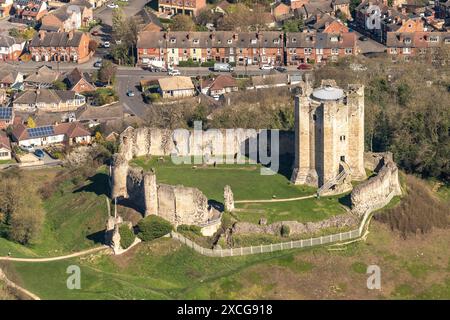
left=234, top=193, right=349, bottom=224
left=131, top=156, right=316, bottom=202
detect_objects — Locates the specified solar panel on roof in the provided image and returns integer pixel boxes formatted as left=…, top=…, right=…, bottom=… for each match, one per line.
left=27, top=125, right=55, bottom=138
left=0, top=108, right=12, bottom=120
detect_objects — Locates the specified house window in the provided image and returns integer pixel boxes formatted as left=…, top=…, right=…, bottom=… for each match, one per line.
left=227, top=39, right=232, bottom=44
left=316, top=48, right=323, bottom=54
left=404, top=38, right=412, bottom=44
left=0, top=152, right=9, bottom=157
left=292, top=38, right=297, bottom=43
left=230, top=47, right=234, bottom=54
left=193, top=39, right=199, bottom=44
left=331, top=48, right=339, bottom=55
left=345, top=48, right=353, bottom=54
left=390, top=48, right=398, bottom=54
left=340, top=135, right=346, bottom=141
left=330, top=36, right=338, bottom=42
left=170, top=38, right=176, bottom=43
left=304, top=48, right=312, bottom=54
left=251, top=39, right=257, bottom=44
left=172, top=49, right=175, bottom=54
left=429, top=36, right=439, bottom=42
left=402, top=47, right=411, bottom=54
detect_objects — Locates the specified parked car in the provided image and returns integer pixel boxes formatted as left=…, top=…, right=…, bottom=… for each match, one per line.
left=20, top=145, right=35, bottom=153
left=260, top=64, right=274, bottom=70
left=168, top=69, right=181, bottom=76
left=213, top=62, right=234, bottom=72
left=107, top=3, right=119, bottom=9
left=126, top=90, right=135, bottom=97
left=103, top=41, right=110, bottom=48
left=34, top=149, right=45, bottom=159
left=297, top=63, right=312, bottom=70
left=94, top=81, right=107, bottom=87
left=91, top=30, right=100, bottom=36
left=94, top=60, right=102, bottom=68
left=359, top=36, right=369, bottom=41
left=275, top=66, right=287, bottom=73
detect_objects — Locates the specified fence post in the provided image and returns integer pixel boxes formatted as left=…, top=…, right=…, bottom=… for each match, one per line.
left=339, top=232, right=342, bottom=241
left=260, top=244, right=263, bottom=253
left=290, top=240, right=293, bottom=249
left=300, top=239, right=303, bottom=248
left=320, top=236, right=323, bottom=245
left=270, top=243, right=273, bottom=252
left=241, top=247, right=243, bottom=256
left=251, top=246, right=253, bottom=254
left=230, top=248, right=233, bottom=257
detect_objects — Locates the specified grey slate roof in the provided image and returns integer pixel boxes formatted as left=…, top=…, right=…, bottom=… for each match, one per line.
left=29, top=31, right=85, bottom=48
left=14, top=89, right=77, bottom=105
left=0, top=35, right=23, bottom=48
left=137, top=31, right=284, bottom=49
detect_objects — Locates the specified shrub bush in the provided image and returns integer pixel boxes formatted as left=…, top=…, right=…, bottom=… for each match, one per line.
left=137, top=215, right=173, bottom=241
left=177, top=224, right=202, bottom=236
left=119, top=224, right=135, bottom=249
left=281, top=225, right=290, bottom=237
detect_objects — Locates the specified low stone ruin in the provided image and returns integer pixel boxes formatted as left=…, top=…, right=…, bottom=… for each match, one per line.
left=351, top=152, right=402, bottom=217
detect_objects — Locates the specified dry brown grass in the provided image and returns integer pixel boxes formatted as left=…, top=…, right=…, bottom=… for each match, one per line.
left=374, top=175, right=449, bottom=238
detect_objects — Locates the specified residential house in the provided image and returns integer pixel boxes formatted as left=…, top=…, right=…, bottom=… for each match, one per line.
left=295, top=0, right=351, bottom=20
left=13, top=88, right=86, bottom=112
left=24, top=65, right=61, bottom=88
left=11, top=122, right=91, bottom=147
left=354, top=0, right=413, bottom=43
left=250, top=74, right=289, bottom=89
left=213, top=0, right=231, bottom=15
left=63, top=68, right=95, bottom=93
left=290, top=0, right=309, bottom=11
left=11, top=0, right=48, bottom=24
left=75, top=104, right=124, bottom=126
left=29, top=31, right=91, bottom=63
left=0, top=67, right=24, bottom=89
left=82, top=0, right=106, bottom=9
left=0, top=132, right=11, bottom=160
left=386, top=31, right=450, bottom=59
left=0, top=35, right=25, bottom=61
left=0, top=107, right=14, bottom=129
left=134, top=8, right=163, bottom=32
left=158, top=0, right=206, bottom=16
left=0, top=0, right=13, bottom=18
left=285, top=30, right=357, bottom=64
left=40, top=2, right=93, bottom=32
left=201, top=74, right=238, bottom=96
left=435, top=0, right=450, bottom=25
left=272, top=2, right=292, bottom=22
left=157, top=76, right=195, bottom=99
left=137, top=31, right=284, bottom=67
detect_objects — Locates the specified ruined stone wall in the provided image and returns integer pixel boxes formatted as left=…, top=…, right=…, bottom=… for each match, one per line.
left=112, top=163, right=215, bottom=227
left=350, top=154, right=402, bottom=217
left=117, top=127, right=294, bottom=163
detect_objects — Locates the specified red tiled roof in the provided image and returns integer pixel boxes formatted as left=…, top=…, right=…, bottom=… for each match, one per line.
left=0, top=132, right=11, bottom=151
left=54, top=122, right=91, bottom=138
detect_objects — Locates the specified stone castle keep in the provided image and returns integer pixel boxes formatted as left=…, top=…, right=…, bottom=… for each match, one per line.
left=109, top=78, right=401, bottom=236
left=291, top=80, right=366, bottom=189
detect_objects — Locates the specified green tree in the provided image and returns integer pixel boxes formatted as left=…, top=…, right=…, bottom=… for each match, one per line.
left=119, top=225, right=135, bottom=249
left=171, top=14, right=197, bottom=31
left=52, top=80, right=67, bottom=90
left=98, top=60, right=117, bottom=85
left=0, top=175, right=44, bottom=245
left=137, top=215, right=173, bottom=242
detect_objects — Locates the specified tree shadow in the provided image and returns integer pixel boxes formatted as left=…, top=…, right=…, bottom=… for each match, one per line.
left=87, top=229, right=107, bottom=245
left=338, top=193, right=352, bottom=209
left=74, top=173, right=110, bottom=196
left=208, top=200, right=224, bottom=212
